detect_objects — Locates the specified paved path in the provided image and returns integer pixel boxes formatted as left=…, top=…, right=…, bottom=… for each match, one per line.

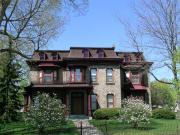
left=73, top=119, right=103, bottom=135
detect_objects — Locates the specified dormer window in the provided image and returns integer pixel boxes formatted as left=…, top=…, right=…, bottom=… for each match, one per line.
left=83, top=48, right=89, bottom=58
left=98, top=49, right=104, bottom=58
left=39, top=52, right=45, bottom=60
left=124, top=54, right=131, bottom=62
left=136, top=55, right=142, bottom=62
left=52, top=53, right=58, bottom=60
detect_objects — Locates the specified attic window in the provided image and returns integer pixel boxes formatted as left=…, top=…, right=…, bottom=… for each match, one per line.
left=52, top=53, right=58, bottom=60
left=124, top=54, right=129, bottom=62
left=98, top=49, right=104, bottom=58
left=39, top=52, right=45, bottom=60
left=83, top=48, right=89, bottom=58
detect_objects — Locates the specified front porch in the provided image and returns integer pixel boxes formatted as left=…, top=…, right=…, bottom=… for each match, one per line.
left=24, top=86, right=93, bottom=116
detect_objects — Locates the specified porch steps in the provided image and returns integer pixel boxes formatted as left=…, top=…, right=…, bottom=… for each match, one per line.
left=68, top=115, right=89, bottom=120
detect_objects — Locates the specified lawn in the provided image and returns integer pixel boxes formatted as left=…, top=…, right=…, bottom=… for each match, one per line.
left=90, top=119, right=180, bottom=135
left=0, top=120, right=79, bottom=135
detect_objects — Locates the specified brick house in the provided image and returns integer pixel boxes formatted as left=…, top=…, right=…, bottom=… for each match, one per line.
left=24, top=47, right=152, bottom=116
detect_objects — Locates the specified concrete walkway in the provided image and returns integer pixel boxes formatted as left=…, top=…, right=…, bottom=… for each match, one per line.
left=73, top=119, right=103, bottom=135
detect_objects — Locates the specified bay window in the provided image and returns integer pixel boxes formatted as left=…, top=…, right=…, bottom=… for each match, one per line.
left=39, top=70, right=57, bottom=84
left=131, top=72, right=141, bottom=84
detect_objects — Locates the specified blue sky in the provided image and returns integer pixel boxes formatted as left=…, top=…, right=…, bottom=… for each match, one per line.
left=50, top=0, right=172, bottom=80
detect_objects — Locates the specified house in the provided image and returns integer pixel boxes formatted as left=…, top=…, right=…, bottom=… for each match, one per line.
left=24, top=47, right=152, bottom=116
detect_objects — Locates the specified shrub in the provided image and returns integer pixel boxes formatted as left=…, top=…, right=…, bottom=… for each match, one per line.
left=152, top=108, right=175, bottom=119
left=24, top=93, right=65, bottom=133
left=93, top=108, right=119, bottom=120
left=119, top=97, right=151, bottom=128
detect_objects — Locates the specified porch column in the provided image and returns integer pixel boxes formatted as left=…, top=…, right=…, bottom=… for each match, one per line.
left=88, top=93, right=91, bottom=116
left=66, top=92, right=70, bottom=116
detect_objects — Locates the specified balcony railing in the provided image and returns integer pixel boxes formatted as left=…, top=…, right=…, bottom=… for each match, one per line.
left=33, top=79, right=90, bottom=85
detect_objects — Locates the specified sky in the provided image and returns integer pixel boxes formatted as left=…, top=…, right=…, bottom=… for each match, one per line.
left=49, top=0, right=173, bottom=80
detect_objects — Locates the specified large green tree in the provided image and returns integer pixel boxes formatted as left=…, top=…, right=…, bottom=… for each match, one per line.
left=0, top=0, right=88, bottom=122
left=0, top=52, right=22, bottom=122
left=151, top=81, right=177, bottom=109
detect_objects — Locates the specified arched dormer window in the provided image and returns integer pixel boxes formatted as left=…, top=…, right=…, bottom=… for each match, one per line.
left=82, top=48, right=89, bottom=58
left=124, top=54, right=131, bottom=62
left=39, top=52, right=45, bottom=60
left=52, top=52, right=58, bottom=60
left=97, top=49, right=104, bottom=58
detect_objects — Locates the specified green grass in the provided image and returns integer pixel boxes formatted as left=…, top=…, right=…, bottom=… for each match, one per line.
left=90, top=119, right=180, bottom=135
left=0, top=121, right=79, bottom=135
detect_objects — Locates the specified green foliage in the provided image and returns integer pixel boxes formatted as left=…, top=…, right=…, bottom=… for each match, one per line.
left=152, top=108, right=176, bottom=119
left=93, top=108, right=120, bottom=120
left=0, top=120, right=78, bottom=135
left=151, top=81, right=177, bottom=109
left=24, top=93, right=66, bottom=133
left=0, top=53, right=22, bottom=122
left=119, top=97, right=151, bottom=128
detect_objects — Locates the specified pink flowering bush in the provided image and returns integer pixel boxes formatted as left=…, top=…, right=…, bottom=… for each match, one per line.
left=119, top=97, right=151, bottom=128
left=24, top=93, right=65, bottom=133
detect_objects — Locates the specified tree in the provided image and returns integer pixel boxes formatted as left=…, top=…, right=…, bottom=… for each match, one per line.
left=0, top=52, right=22, bottom=122
left=119, top=0, right=179, bottom=88
left=151, top=81, right=176, bottom=109
left=0, top=0, right=88, bottom=122
left=24, top=93, right=65, bottom=133
left=0, top=0, right=88, bottom=58
left=119, top=97, right=151, bottom=128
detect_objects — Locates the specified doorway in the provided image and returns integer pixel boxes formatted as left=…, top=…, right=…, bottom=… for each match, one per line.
left=71, top=92, right=84, bottom=114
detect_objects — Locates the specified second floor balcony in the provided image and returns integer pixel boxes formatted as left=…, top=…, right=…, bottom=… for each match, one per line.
left=31, top=68, right=91, bottom=86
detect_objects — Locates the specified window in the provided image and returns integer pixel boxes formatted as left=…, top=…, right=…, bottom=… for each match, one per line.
left=98, top=49, right=104, bottom=58
left=91, top=94, right=97, bottom=111
left=39, top=53, right=45, bottom=60
left=43, top=70, right=53, bottom=83
left=107, top=94, right=114, bottom=108
left=131, top=72, right=141, bottom=84
left=106, top=68, right=113, bottom=82
left=125, top=71, right=130, bottom=79
left=69, top=68, right=83, bottom=83
left=91, top=68, right=97, bottom=82
left=83, top=49, right=89, bottom=58
left=75, top=68, right=82, bottom=82
left=124, top=54, right=131, bottom=62
left=52, top=53, right=58, bottom=60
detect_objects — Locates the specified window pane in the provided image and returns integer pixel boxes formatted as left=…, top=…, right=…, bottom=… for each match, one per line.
left=91, top=95, right=97, bottom=110
left=43, top=76, right=52, bottom=83
left=107, top=69, right=112, bottom=76
left=71, top=69, right=74, bottom=82
left=44, top=70, right=52, bottom=74
left=75, top=69, right=81, bottom=82
left=107, top=69, right=113, bottom=82
left=91, top=68, right=97, bottom=82
left=107, top=77, right=113, bottom=82
left=91, top=69, right=96, bottom=75
left=131, top=72, right=140, bottom=84
left=107, top=94, right=114, bottom=108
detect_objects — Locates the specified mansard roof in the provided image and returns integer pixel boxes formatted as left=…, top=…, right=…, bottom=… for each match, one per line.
left=28, top=47, right=153, bottom=68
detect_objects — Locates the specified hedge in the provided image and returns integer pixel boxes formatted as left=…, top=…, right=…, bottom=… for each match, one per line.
left=93, top=108, right=120, bottom=120
left=152, top=108, right=176, bottom=119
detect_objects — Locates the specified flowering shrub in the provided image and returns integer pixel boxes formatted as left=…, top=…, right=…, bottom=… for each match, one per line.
left=119, top=97, right=151, bottom=128
left=24, top=93, right=65, bottom=133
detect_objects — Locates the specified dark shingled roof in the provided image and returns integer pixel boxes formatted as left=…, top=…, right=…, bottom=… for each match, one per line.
left=68, top=47, right=118, bottom=58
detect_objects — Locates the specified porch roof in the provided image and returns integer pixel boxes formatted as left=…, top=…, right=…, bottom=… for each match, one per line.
left=131, top=84, right=147, bottom=91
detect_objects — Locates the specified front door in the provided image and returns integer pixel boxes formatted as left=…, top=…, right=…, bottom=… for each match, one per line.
left=71, top=92, right=84, bottom=114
